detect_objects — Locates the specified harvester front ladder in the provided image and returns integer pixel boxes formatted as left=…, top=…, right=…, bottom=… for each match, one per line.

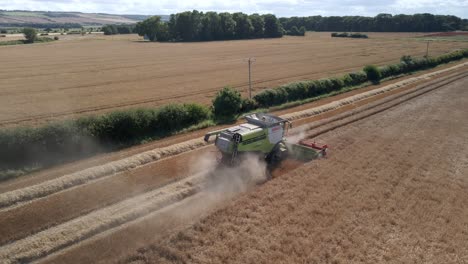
left=231, top=133, right=241, bottom=165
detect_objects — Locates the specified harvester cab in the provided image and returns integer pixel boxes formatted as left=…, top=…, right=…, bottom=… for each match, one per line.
left=204, top=113, right=327, bottom=165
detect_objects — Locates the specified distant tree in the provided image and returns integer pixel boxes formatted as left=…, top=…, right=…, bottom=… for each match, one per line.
left=200, top=12, right=215, bottom=41
left=249, top=14, right=265, bottom=38
left=263, top=14, right=283, bottom=38
left=135, top=16, right=169, bottom=41
left=116, top=25, right=133, bottom=34
left=288, top=26, right=300, bottom=35
left=155, top=22, right=170, bottom=41
left=279, top=13, right=465, bottom=33
left=0, top=29, right=7, bottom=34
left=299, top=26, right=306, bottom=35
left=102, top=25, right=117, bottom=35
left=219, top=12, right=236, bottom=39
left=22, top=27, right=37, bottom=43
left=232, top=12, right=254, bottom=39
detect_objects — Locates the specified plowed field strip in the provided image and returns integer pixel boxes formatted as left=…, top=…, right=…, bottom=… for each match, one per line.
left=0, top=148, right=212, bottom=246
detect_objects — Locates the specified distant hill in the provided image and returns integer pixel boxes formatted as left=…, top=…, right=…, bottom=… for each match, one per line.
left=0, top=10, right=169, bottom=28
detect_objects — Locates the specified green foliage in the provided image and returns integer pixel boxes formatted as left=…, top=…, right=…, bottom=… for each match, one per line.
left=331, top=32, right=368, bottom=38
left=280, top=13, right=464, bottom=32
left=0, top=36, right=54, bottom=46
left=147, top=10, right=283, bottom=42
left=212, top=87, right=242, bottom=120
left=346, top=72, right=368, bottom=85
left=233, top=12, right=254, bottom=39
left=0, top=29, right=7, bottom=34
left=254, top=48, right=468, bottom=109
left=22, top=27, right=37, bottom=43
left=240, top=98, right=258, bottom=113
left=36, top=37, right=54, bottom=43
left=351, top=33, right=368, bottom=38
left=363, top=65, right=382, bottom=83
left=249, top=14, right=265, bottom=38
left=263, top=14, right=283, bottom=38
left=102, top=24, right=134, bottom=35
left=400, top=55, right=413, bottom=64
left=218, top=12, right=236, bottom=40
left=0, top=40, right=24, bottom=46
left=286, top=26, right=306, bottom=36
left=102, top=24, right=117, bottom=35
left=135, top=16, right=169, bottom=41
left=0, top=104, right=210, bottom=175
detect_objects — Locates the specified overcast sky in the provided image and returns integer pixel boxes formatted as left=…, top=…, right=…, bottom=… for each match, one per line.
left=3, top=0, right=468, bottom=18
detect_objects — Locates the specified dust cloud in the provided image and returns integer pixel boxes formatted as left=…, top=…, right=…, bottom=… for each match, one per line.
left=171, top=152, right=268, bottom=220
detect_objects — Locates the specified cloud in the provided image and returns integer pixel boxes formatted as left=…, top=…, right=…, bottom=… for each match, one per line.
left=2, top=0, right=467, bottom=18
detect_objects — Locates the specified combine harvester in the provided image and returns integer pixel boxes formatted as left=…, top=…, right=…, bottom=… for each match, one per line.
left=204, top=113, right=327, bottom=166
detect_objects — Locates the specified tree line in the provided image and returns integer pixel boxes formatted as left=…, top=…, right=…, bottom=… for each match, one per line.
left=101, top=24, right=135, bottom=35
left=135, top=11, right=284, bottom=42
left=279, top=13, right=467, bottom=32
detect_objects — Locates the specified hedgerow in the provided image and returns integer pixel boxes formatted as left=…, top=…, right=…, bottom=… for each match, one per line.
left=212, top=86, right=242, bottom=120
left=363, top=65, right=382, bottom=83
left=331, top=32, right=368, bottom=38
left=253, top=49, right=468, bottom=108
left=0, top=104, right=210, bottom=174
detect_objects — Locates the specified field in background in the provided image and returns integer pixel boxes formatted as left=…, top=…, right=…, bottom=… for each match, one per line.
left=0, top=32, right=466, bottom=127
left=0, top=10, right=148, bottom=26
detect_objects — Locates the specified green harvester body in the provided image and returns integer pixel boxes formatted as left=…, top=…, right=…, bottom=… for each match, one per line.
left=204, top=113, right=327, bottom=164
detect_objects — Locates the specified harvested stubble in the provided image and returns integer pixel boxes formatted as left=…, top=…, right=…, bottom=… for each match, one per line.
left=0, top=138, right=208, bottom=210
left=0, top=172, right=207, bottom=264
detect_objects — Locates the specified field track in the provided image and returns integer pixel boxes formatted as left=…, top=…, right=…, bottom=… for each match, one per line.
left=0, top=63, right=466, bottom=263
left=1, top=32, right=467, bottom=127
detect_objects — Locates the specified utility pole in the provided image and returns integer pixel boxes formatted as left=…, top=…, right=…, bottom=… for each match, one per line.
left=247, top=58, right=256, bottom=99
left=425, top=41, right=430, bottom=58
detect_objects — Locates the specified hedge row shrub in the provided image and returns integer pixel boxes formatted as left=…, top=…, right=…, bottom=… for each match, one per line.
left=212, top=86, right=242, bottom=120
left=253, top=75, right=364, bottom=108
left=363, top=65, right=382, bottom=83
left=331, top=32, right=368, bottom=38
left=253, top=49, right=468, bottom=108
left=0, top=103, right=210, bottom=172
left=379, top=49, right=468, bottom=79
